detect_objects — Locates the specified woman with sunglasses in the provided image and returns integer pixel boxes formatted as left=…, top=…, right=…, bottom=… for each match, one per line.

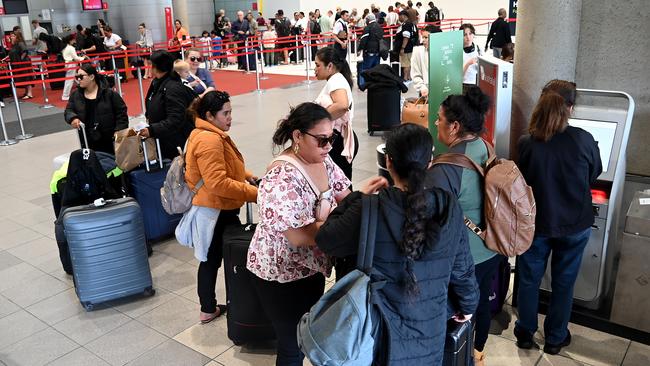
left=64, top=64, right=128, bottom=154
left=247, top=102, right=351, bottom=365
left=314, top=46, right=358, bottom=181
left=184, top=48, right=216, bottom=95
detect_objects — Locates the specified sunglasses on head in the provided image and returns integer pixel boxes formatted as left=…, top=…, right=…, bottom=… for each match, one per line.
left=189, top=56, right=203, bottom=62
left=75, top=74, right=88, bottom=81
left=303, top=131, right=336, bottom=148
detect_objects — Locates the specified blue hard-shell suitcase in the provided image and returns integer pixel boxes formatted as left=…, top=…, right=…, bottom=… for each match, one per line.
left=62, top=197, right=155, bottom=311
left=128, top=139, right=182, bottom=243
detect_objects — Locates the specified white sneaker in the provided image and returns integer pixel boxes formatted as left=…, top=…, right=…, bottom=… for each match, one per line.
left=0, top=101, right=4, bottom=108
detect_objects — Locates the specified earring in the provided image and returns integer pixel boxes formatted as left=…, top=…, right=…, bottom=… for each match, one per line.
left=293, top=143, right=300, bottom=155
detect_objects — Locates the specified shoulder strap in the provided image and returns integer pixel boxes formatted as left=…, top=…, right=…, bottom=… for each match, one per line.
left=271, top=155, right=322, bottom=196
left=431, top=153, right=486, bottom=176
left=357, top=194, right=379, bottom=272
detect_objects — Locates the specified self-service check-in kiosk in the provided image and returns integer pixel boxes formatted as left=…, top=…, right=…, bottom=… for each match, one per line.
left=539, top=89, right=635, bottom=311
left=477, top=57, right=513, bottom=158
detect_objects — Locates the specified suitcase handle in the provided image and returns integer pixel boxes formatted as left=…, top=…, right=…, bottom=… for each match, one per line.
left=245, top=202, right=254, bottom=225
left=79, top=122, right=89, bottom=150
left=141, top=137, right=164, bottom=172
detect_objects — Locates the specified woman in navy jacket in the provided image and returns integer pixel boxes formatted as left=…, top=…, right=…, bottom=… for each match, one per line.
left=515, top=80, right=602, bottom=355
left=315, top=124, right=479, bottom=365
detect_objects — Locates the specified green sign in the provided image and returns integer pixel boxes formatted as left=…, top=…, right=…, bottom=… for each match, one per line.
left=428, top=30, right=464, bottom=154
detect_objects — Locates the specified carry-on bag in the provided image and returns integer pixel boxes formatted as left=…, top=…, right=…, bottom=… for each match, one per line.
left=129, top=138, right=182, bottom=243
left=222, top=202, right=275, bottom=345
left=61, top=197, right=155, bottom=311
left=443, top=319, right=474, bottom=366
left=114, top=127, right=157, bottom=172
left=367, top=87, right=401, bottom=133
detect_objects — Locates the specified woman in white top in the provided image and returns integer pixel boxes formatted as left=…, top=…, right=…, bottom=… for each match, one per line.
left=314, top=46, right=358, bottom=180
left=136, top=23, right=154, bottom=79
left=61, top=34, right=88, bottom=101
left=461, top=23, right=482, bottom=89
left=411, top=25, right=441, bottom=97
left=103, top=26, right=123, bottom=51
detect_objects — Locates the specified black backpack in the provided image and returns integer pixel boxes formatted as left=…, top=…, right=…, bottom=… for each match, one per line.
left=60, top=149, right=119, bottom=209
left=425, top=7, right=440, bottom=23
left=311, top=20, right=322, bottom=34
left=275, top=17, right=290, bottom=36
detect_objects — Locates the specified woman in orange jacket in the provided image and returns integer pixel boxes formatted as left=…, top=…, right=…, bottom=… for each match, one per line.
left=184, top=90, right=258, bottom=323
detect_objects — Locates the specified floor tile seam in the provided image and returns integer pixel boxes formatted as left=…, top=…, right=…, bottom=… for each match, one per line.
left=7, top=214, right=56, bottom=228
left=111, top=291, right=183, bottom=320
left=1, top=228, right=47, bottom=251
left=0, top=269, right=50, bottom=296
left=0, top=324, right=67, bottom=353
left=49, top=308, right=136, bottom=346
left=131, top=315, right=182, bottom=340
left=14, top=282, right=72, bottom=311
left=0, top=295, right=22, bottom=320
left=87, top=319, right=170, bottom=365
left=212, top=345, right=235, bottom=361
left=619, top=341, right=632, bottom=366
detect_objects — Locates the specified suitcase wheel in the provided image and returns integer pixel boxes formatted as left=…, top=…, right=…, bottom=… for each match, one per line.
left=143, top=287, right=156, bottom=297
left=82, top=302, right=94, bottom=311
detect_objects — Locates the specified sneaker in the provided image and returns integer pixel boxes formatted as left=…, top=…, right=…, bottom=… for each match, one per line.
left=544, top=331, right=572, bottom=355
left=0, top=101, right=4, bottom=108
left=514, top=326, right=536, bottom=349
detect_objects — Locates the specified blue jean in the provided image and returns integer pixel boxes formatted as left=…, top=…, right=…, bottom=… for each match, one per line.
left=358, top=53, right=380, bottom=89
left=515, top=228, right=591, bottom=344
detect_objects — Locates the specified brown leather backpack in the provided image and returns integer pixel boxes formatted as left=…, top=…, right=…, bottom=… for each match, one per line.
left=432, top=139, right=536, bottom=256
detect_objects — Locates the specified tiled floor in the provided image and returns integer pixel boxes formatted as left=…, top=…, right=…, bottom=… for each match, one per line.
left=1, top=75, right=649, bottom=366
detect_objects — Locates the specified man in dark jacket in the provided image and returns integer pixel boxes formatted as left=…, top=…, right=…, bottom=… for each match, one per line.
left=485, top=8, right=512, bottom=58
left=357, top=13, right=384, bottom=89
left=139, top=51, right=197, bottom=160
left=231, top=10, right=251, bottom=70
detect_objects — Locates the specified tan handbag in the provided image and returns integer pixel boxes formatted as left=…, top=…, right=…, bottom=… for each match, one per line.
left=401, top=97, right=429, bottom=129
left=114, top=128, right=157, bottom=172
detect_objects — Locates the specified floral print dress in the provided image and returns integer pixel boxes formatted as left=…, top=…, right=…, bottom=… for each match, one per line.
left=247, top=155, right=351, bottom=283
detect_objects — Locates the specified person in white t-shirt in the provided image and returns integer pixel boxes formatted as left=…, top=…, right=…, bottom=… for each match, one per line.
left=314, top=46, right=358, bottom=180
left=411, top=25, right=440, bottom=97
left=103, top=26, right=123, bottom=51
left=460, top=23, right=482, bottom=88
left=61, top=34, right=88, bottom=100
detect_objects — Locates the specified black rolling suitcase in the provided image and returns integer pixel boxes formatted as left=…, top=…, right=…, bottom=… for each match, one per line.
left=48, top=54, right=66, bottom=90
left=367, top=87, right=401, bottom=134
left=222, top=203, right=275, bottom=345
left=443, top=319, right=474, bottom=366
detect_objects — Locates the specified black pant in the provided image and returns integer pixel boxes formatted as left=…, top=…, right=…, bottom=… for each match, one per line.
left=329, top=129, right=359, bottom=181
left=197, top=209, right=240, bottom=313
left=473, top=254, right=504, bottom=351
left=334, top=41, right=347, bottom=60
left=252, top=273, right=325, bottom=366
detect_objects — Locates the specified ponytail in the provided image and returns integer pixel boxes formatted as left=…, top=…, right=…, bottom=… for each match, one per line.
left=316, top=46, right=354, bottom=89
left=384, top=124, right=434, bottom=297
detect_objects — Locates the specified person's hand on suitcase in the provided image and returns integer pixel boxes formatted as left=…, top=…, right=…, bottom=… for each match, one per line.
left=71, top=118, right=82, bottom=129
left=451, top=313, right=473, bottom=323
left=137, top=128, right=150, bottom=138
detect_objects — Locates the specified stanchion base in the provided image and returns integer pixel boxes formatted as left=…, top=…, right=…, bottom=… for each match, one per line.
left=15, top=134, right=34, bottom=140
left=303, top=80, right=315, bottom=85
left=40, top=104, right=55, bottom=109
left=260, top=76, right=270, bottom=80
left=0, top=139, right=18, bottom=146
left=256, top=89, right=265, bottom=94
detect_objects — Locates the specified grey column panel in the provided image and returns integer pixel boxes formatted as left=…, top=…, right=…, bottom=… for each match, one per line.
left=509, top=0, right=582, bottom=159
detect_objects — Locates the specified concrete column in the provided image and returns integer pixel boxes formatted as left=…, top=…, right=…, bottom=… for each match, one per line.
left=509, top=0, right=582, bottom=159
left=172, top=0, right=190, bottom=31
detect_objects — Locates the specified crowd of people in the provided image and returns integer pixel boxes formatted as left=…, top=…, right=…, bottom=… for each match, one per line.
left=2, top=4, right=600, bottom=366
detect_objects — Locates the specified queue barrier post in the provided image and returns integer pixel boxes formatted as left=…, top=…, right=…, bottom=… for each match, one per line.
left=254, top=49, right=261, bottom=92
left=111, top=53, right=123, bottom=97
left=39, top=63, right=54, bottom=109
left=304, top=39, right=313, bottom=85
left=136, top=65, right=146, bottom=117
left=8, top=63, right=33, bottom=141
left=259, top=40, right=269, bottom=81
left=0, top=103, right=18, bottom=146
left=389, top=27, right=394, bottom=51
left=245, top=39, right=251, bottom=74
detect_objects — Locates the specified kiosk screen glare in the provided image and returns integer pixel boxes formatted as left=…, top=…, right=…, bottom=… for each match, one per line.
left=568, top=119, right=617, bottom=173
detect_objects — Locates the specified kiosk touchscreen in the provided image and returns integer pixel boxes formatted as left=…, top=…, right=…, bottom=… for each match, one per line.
left=540, top=90, right=635, bottom=310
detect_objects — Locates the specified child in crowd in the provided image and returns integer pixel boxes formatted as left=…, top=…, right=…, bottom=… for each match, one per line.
left=210, top=30, right=224, bottom=69
left=262, top=23, right=277, bottom=66
left=174, top=59, right=211, bottom=97
left=198, top=30, right=213, bottom=66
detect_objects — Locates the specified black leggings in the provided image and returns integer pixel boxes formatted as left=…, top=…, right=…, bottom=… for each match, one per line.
left=329, top=129, right=359, bottom=181
left=197, top=209, right=240, bottom=313
left=473, top=254, right=504, bottom=351
left=252, top=273, right=325, bottom=366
